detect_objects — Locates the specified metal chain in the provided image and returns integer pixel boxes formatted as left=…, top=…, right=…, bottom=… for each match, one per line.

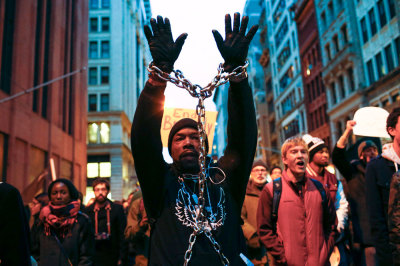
left=149, top=62, right=248, bottom=266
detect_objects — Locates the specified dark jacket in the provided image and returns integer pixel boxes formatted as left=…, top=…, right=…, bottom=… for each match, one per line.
left=366, top=155, right=397, bottom=265
left=0, top=182, right=32, bottom=266
left=31, top=212, right=94, bottom=266
left=131, top=79, right=257, bottom=265
left=84, top=200, right=127, bottom=266
left=332, top=145, right=373, bottom=245
left=389, top=170, right=400, bottom=265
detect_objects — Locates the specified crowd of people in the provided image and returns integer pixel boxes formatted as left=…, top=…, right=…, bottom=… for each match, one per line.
left=1, top=12, right=400, bottom=266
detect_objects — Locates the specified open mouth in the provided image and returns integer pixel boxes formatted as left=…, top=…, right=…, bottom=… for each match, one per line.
left=296, top=161, right=305, bottom=167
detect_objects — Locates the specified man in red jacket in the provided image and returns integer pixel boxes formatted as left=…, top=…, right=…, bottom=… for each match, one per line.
left=257, top=136, right=336, bottom=265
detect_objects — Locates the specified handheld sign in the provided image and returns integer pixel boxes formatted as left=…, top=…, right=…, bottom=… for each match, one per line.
left=353, top=107, right=391, bottom=138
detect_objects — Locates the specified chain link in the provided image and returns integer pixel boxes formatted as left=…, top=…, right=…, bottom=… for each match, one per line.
left=148, top=62, right=248, bottom=266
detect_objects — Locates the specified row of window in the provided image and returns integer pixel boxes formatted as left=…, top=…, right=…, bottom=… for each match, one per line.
left=366, top=38, right=400, bottom=84
left=87, top=155, right=111, bottom=179
left=272, top=0, right=285, bottom=26
left=329, top=67, right=356, bottom=106
left=309, top=105, right=329, bottom=132
left=283, top=119, right=300, bottom=140
left=306, top=74, right=325, bottom=103
left=275, top=17, right=289, bottom=50
left=88, top=122, right=110, bottom=144
left=281, top=90, right=297, bottom=117
left=88, top=66, right=109, bottom=85
left=89, top=40, right=110, bottom=59
left=324, top=24, right=348, bottom=61
left=88, top=93, right=109, bottom=112
left=89, top=17, right=110, bottom=33
left=360, top=0, right=396, bottom=44
left=277, top=41, right=291, bottom=71
left=320, top=0, right=344, bottom=31
left=304, top=44, right=321, bottom=77
left=89, top=0, right=110, bottom=10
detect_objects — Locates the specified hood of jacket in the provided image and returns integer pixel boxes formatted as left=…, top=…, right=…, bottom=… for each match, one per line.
left=382, top=143, right=400, bottom=171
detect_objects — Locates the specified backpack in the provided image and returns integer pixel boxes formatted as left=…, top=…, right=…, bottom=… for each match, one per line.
left=271, top=177, right=329, bottom=232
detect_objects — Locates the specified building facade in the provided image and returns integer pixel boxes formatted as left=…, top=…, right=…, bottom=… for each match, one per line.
left=87, top=0, right=151, bottom=200
left=0, top=0, right=88, bottom=195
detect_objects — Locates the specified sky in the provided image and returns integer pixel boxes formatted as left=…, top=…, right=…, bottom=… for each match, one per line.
left=149, top=0, right=248, bottom=110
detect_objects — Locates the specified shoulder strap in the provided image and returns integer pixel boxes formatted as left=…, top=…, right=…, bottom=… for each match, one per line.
left=271, top=178, right=282, bottom=232
left=310, top=178, right=330, bottom=231
left=50, top=229, right=73, bottom=266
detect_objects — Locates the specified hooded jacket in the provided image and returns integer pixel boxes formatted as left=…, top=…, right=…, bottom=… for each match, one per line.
left=366, top=143, right=400, bottom=265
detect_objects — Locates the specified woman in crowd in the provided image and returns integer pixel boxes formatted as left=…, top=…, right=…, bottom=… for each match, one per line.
left=31, top=178, right=94, bottom=265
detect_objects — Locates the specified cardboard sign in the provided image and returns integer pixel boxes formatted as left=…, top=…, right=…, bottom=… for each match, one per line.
left=353, top=107, right=391, bottom=139
left=161, top=108, right=218, bottom=153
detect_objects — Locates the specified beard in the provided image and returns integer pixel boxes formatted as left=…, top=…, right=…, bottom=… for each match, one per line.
left=176, top=151, right=200, bottom=174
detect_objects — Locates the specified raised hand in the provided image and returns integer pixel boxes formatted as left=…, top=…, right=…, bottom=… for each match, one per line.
left=212, top=13, right=259, bottom=72
left=144, top=16, right=188, bottom=73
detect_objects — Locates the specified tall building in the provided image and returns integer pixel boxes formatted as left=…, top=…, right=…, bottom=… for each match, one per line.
left=266, top=0, right=308, bottom=145
left=315, top=0, right=366, bottom=145
left=0, top=0, right=88, bottom=194
left=295, top=0, right=331, bottom=147
left=87, top=0, right=151, bottom=200
left=356, top=0, right=400, bottom=111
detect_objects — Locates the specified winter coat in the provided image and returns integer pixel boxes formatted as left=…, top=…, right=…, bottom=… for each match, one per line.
left=389, top=170, right=400, bottom=265
left=0, top=182, right=32, bottom=266
left=30, top=212, right=94, bottom=266
left=83, top=200, right=127, bottom=266
left=366, top=143, right=400, bottom=265
left=131, top=78, right=257, bottom=265
left=257, top=171, right=337, bottom=266
left=332, top=145, right=374, bottom=245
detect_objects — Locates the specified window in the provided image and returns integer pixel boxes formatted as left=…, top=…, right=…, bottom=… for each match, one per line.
left=375, top=52, right=385, bottom=78
left=88, top=122, right=110, bottom=144
left=277, top=42, right=291, bottom=70
left=101, top=40, right=110, bottom=58
left=100, top=67, right=109, bottom=84
left=369, top=8, right=377, bottom=36
left=325, top=44, right=332, bottom=60
left=385, top=44, right=395, bottom=72
left=89, top=41, right=98, bottom=58
left=328, top=2, right=334, bottom=21
left=333, top=35, right=339, bottom=53
left=388, top=0, right=396, bottom=19
left=341, top=25, right=348, bottom=44
left=275, top=18, right=288, bottom=50
left=338, top=75, right=345, bottom=99
left=367, top=59, right=375, bottom=84
left=101, top=17, right=110, bottom=32
left=88, top=123, right=99, bottom=143
left=89, top=67, right=98, bottom=85
left=279, top=66, right=294, bottom=90
left=321, top=12, right=326, bottom=30
left=101, top=0, right=110, bottom=9
left=377, top=0, right=387, bottom=28
left=90, top=0, right=99, bottom=9
left=88, top=94, right=97, bottom=111
left=337, top=0, right=343, bottom=10
left=360, top=17, right=368, bottom=43
left=90, top=18, right=98, bottom=32
left=273, top=0, right=285, bottom=25
left=331, top=82, right=337, bottom=104
left=395, top=37, right=400, bottom=66
left=87, top=155, right=111, bottom=180
left=347, top=67, right=355, bottom=92
left=100, top=94, right=109, bottom=111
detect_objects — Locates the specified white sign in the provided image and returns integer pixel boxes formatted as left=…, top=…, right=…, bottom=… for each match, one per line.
left=353, top=107, right=391, bottom=138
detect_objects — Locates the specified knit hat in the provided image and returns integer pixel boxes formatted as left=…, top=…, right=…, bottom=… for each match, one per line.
left=252, top=159, right=268, bottom=170
left=358, top=140, right=377, bottom=158
left=302, top=134, right=328, bottom=160
left=167, top=118, right=209, bottom=155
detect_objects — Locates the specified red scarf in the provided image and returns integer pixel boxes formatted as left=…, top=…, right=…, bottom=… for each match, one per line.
left=39, top=200, right=80, bottom=238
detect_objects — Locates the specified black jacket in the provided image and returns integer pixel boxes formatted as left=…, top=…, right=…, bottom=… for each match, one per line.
left=131, top=79, right=257, bottom=265
left=84, top=200, right=127, bottom=266
left=332, top=145, right=373, bottom=245
left=366, top=155, right=397, bottom=265
left=31, top=212, right=94, bottom=266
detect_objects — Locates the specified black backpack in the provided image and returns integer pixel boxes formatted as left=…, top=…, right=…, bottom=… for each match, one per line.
left=271, top=177, right=329, bottom=232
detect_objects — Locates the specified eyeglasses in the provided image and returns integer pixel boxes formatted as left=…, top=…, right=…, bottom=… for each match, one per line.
left=251, top=169, right=267, bottom=173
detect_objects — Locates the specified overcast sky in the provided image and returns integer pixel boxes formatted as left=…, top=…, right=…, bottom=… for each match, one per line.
left=149, top=0, right=247, bottom=110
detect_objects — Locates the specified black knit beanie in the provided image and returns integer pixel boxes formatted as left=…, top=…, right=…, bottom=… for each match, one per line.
left=167, top=118, right=209, bottom=155
left=252, top=159, right=268, bottom=170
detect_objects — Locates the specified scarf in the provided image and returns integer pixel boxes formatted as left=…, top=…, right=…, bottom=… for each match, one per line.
left=39, top=200, right=80, bottom=238
left=382, top=143, right=400, bottom=171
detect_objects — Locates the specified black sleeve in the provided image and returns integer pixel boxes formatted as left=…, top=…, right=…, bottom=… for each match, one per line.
left=218, top=79, right=257, bottom=210
left=131, top=81, right=169, bottom=220
left=365, top=160, right=393, bottom=265
left=78, top=215, right=95, bottom=266
left=116, top=205, right=127, bottom=264
left=332, top=145, right=354, bottom=181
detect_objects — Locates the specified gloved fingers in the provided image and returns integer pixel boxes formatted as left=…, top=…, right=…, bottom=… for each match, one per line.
left=245, top=25, right=259, bottom=41
left=164, top=17, right=172, bottom=36
left=175, top=33, right=188, bottom=53
left=239, top=16, right=249, bottom=36
left=232, top=12, right=240, bottom=33
left=224, top=14, right=232, bottom=37
left=143, top=25, right=153, bottom=42
left=156, top=15, right=165, bottom=30
left=150, top=18, right=159, bottom=37
left=212, top=30, right=224, bottom=53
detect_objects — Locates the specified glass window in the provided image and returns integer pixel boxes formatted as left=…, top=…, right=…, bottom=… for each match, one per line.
left=341, top=25, right=348, bottom=44
left=101, top=0, right=110, bottom=9
left=99, top=122, right=110, bottom=143
left=325, top=44, right=331, bottom=60
left=369, top=8, right=377, bottom=36
left=333, top=35, right=339, bottom=53
left=385, top=44, right=395, bottom=72
left=328, top=2, right=334, bottom=21
left=375, top=52, right=385, bottom=78
left=88, top=94, right=97, bottom=111
left=88, top=123, right=99, bottom=143
left=338, top=75, right=345, bottom=99
left=321, top=12, right=326, bottom=30
left=87, top=163, right=99, bottom=178
left=101, top=17, right=110, bottom=32
left=100, top=67, right=109, bottom=84
left=274, top=18, right=288, bottom=50
left=388, top=0, right=396, bottom=19
left=377, top=0, right=387, bottom=28
left=100, top=94, right=109, bottom=111
left=279, top=66, right=294, bottom=90
left=90, top=18, right=98, bottom=32
left=273, top=0, right=285, bottom=25
left=277, top=41, right=291, bottom=71
left=367, top=59, right=375, bottom=84
left=89, top=0, right=99, bottom=9
left=89, top=67, right=97, bottom=85
left=89, top=41, right=98, bottom=59
left=347, top=67, right=355, bottom=92
left=395, top=37, right=400, bottom=66
left=99, top=162, right=111, bottom=177
left=360, top=17, right=368, bottom=43
left=331, top=82, right=337, bottom=104
left=101, top=41, right=110, bottom=58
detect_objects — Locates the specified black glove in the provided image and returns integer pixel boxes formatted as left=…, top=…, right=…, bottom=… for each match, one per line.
left=212, top=13, right=258, bottom=72
left=144, top=16, right=188, bottom=73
